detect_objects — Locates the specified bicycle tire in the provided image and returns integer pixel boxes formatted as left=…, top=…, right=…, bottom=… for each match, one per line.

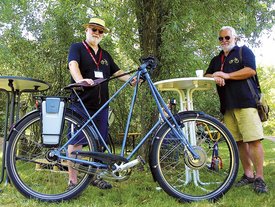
left=6, top=109, right=98, bottom=202
left=149, top=111, right=239, bottom=202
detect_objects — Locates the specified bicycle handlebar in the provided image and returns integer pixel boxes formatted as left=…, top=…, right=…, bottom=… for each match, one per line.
left=139, top=56, right=158, bottom=71
left=63, top=56, right=158, bottom=91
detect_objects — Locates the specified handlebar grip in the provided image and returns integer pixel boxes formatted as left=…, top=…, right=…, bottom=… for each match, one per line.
left=139, top=56, right=158, bottom=70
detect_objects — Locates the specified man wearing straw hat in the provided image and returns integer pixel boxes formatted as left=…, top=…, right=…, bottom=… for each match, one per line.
left=67, top=17, right=137, bottom=190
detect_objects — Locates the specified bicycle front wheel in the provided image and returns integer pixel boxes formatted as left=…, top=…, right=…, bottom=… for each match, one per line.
left=6, top=109, right=98, bottom=202
left=150, top=111, right=239, bottom=202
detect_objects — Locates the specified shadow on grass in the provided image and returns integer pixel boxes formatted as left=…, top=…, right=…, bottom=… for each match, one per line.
left=0, top=139, right=275, bottom=207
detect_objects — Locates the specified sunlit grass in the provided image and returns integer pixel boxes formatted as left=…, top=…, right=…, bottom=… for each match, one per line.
left=0, top=139, right=275, bottom=207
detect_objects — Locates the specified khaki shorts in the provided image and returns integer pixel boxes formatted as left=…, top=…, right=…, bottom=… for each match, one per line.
left=224, top=108, right=263, bottom=142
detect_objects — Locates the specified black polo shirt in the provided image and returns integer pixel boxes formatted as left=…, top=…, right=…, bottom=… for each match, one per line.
left=206, top=45, right=258, bottom=114
left=68, top=41, right=120, bottom=110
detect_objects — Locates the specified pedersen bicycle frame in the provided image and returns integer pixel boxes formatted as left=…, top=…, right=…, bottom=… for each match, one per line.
left=6, top=56, right=238, bottom=202
left=55, top=57, right=199, bottom=169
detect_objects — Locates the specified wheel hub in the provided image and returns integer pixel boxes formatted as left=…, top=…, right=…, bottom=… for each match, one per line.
left=184, top=146, right=207, bottom=169
left=45, top=149, right=58, bottom=162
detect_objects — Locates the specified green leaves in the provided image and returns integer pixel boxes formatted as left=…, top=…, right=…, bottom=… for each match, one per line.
left=0, top=0, right=274, bottom=138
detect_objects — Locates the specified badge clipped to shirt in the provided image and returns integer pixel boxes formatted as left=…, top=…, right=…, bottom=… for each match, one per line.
left=94, top=71, right=104, bottom=78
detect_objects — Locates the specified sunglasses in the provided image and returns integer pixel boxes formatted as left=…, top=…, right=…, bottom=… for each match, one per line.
left=90, top=28, right=104, bottom=34
left=218, top=36, right=230, bottom=41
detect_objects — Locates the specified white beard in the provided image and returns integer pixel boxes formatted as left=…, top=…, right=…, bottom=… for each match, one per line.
left=90, top=36, right=102, bottom=45
left=221, top=44, right=235, bottom=53
left=87, top=35, right=103, bottom=46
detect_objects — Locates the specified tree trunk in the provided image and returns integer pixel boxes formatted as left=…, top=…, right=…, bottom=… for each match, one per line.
left=133, top=0, right=168, bottom=161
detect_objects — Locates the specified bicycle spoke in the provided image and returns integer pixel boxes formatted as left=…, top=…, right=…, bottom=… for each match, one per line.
left=6, top=110, right=97, bottom=201
left=150, top=112, right=238, bottom=202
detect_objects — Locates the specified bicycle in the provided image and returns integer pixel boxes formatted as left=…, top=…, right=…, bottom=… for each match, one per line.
left=5, top=56, right=239, bottom=202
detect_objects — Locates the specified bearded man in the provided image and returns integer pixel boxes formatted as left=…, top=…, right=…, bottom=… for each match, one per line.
left=204, top=26, right=267, bottom=194
left=67, top=17, right=136, bottom=190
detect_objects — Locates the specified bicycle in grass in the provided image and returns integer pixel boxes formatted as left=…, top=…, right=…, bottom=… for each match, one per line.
left=5, top=56, right=239, bottom=202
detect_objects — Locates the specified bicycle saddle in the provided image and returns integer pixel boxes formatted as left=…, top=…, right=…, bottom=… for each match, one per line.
left=63, top=79, right=106, bottom=90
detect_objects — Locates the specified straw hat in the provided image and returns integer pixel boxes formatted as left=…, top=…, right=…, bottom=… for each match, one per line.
left=83, top=17, right=109, bottom=33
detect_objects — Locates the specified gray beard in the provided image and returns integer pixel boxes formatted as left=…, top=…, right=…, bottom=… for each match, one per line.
left=91, top=36, right=102, bottom=45
left=221, top=44, right=235, bottom=53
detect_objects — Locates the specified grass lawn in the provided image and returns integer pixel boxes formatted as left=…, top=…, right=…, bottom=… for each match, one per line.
left=0, top=139, right=275, bottom=207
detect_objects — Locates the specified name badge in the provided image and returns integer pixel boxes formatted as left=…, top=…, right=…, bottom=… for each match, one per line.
left=94, top=71, right=104, bottom=78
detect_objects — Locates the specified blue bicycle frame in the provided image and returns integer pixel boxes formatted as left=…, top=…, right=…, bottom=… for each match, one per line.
left=55, top=61, right=199, bottom=168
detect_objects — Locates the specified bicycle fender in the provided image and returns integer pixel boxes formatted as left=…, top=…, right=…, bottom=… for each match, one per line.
left=8, top=109, right=40, bottom=138
left=150, top=111, right=206, bottom=146
left=149, top=110, right=206, bottom=181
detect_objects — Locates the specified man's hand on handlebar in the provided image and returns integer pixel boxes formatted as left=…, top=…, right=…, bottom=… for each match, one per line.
left=129, top=76, right=144, bottom=86
left=76, top=79, right=94, bottom=85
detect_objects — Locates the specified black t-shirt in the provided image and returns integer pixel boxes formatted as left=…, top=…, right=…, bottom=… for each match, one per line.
left=206, top=45, right=258, bottom=114
left=68, top=41, right=120, bottom=110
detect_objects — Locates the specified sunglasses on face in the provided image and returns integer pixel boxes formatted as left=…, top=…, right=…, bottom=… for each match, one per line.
left=218, top=36, right=230, bottom=41
left=90, top=28, right=104, bottom=34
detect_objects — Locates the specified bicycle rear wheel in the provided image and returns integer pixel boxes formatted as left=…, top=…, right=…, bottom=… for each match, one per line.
left=6, top=109, right=98, bottom=202
left=150, top=112, right=239, bottom=202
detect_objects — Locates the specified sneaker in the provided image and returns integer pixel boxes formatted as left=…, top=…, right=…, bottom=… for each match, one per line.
left=67, top=181, right=77, bottom=191
left=91, top=178, right=112, bottom=189
left=234, top=174, right=255, bottom=187
left=253, top=177, right=268, bottom=193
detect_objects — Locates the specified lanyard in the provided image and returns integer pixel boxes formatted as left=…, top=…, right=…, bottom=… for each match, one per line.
left=220, top=53, right=228, bottom=71
left=82, top=41, right=102, bottom=70
left=220, top=54, right=226, bottom=71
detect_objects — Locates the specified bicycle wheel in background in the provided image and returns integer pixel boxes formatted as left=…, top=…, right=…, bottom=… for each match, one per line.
left=6, top=109, right=98, bottom=202
left=150, top=111, right=239, bottom=202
